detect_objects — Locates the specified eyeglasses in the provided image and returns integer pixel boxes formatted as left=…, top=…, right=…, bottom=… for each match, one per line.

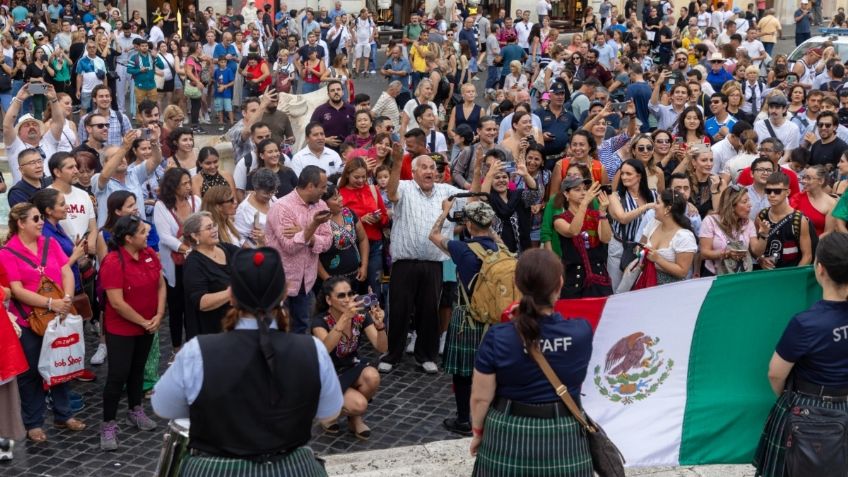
left=753, top=168, right=774, bottom=173
left=817, top=122, right=834, bottom=128
left=764, top=187, right=787, bottom=195
left=384, top=125, right=394, bottom=131
left=20, top=159, right=41, bottom=167
left=90, top=123, right=109, bottom=129
left=335, top=291, right=356, bottom=299
left=636, top=145, right=654, bottom=152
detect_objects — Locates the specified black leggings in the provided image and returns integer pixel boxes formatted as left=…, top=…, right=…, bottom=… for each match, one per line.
left=189, top=97, right=201, bottom=126
left=453, top=374, right=472, bottom=423
left=103, top=332, right=154, bottom=421
left=167, top=265, right=186, bottom=347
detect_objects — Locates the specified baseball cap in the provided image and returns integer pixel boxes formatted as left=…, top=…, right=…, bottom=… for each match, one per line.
left=33, top=31, right=44, bottom=40
left=550, top=81, right=567, bottom=94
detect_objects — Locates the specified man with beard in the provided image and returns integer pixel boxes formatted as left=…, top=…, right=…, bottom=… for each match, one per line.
left=809, top=111, right=848, bottom=167
left=309, top=80, right=355, bottom=151
left=575, top=49, right=612, bottom=87
left=3, top=83, right=65, bottom=185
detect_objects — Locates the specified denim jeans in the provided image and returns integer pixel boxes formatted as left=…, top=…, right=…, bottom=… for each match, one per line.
left=18, top=327, right=73, bottom=429
left=367, top=240, right=383, bottom=304
left=286, top=286, right=314, bottom=334
left=369, top=43, right=378, bottom=71
left=301, top=81, right=321, bottom=94
left=485, top=65, right=501, bottom=91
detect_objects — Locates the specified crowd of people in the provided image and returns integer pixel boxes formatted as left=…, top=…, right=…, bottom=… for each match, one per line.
left=0, top=0, right=847, bottom=475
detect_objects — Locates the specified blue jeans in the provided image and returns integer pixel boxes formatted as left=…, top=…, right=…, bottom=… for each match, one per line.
left=485, top=65, right=501, bottom=91
left=286, top=287, right=314, bottom=334
left=0, top=92, right=12, bottom=114
left=19, top=327, right=73, bottom=429
left=301, top=81, right=321, bottom=94
left=763, top=42, right=775, bottom=56
left=367, top=240, right=383, bottom=304
left=369, top=43, right=378, bottom=71
left=469, top=56, right=478, bottom=74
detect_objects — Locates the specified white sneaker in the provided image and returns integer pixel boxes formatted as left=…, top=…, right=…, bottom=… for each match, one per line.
left=439, top=331, right=447, bottom=355
left=405, top=331, right=416, bottom=354
left=420, top=361, right=438, bottom=374
left=370, top=70, right=377, bottom=75
left=91, top=343, right=107, bottom=365
left=377, top=362, right=393, bottom=373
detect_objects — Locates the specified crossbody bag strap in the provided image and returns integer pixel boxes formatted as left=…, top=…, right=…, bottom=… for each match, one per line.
left=764, top=119, right=778, bottom=139
left=527, top=344, right=595, bottom=432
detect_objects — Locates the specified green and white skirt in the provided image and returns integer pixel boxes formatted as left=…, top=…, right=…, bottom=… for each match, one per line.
left=753, top=391, right=848, bottom=477
left=180, top=447, right=327, bottom=477
left=442, top=303, right=485, bottom=377
left=472, top=407, right=593, bottom=477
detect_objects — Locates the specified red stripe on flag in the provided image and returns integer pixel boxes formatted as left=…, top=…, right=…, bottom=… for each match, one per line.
left=555, top=297, right=608, bottom=332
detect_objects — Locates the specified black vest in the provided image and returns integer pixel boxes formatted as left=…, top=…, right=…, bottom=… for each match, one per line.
left=189, top=330, right=320, bottom=458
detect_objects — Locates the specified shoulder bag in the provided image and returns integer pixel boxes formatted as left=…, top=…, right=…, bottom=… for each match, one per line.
left=168, top=196, right=195, bottom=266
left=528, top=345, right=626, bottom=477
left=3, top=240, right=76, bottom=336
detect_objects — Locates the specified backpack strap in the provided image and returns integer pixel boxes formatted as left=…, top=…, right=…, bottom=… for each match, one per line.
left=791, top=209, right=803, bottom=240
left=764, top=119, right=778, bottom=139
left=467, top=241, right=490, bottom=260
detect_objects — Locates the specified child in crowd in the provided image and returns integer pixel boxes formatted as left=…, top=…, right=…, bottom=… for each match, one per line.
left=214, top=56, right=236, bottom=126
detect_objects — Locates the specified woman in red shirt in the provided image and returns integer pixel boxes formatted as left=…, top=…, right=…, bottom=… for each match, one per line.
left=98, top=215, right=166, bottom=451
left=243, top=53, right=271, bottom=96
left=338, top=158, right=389, bottom=300
left=792, top=165, right=837, bottom=237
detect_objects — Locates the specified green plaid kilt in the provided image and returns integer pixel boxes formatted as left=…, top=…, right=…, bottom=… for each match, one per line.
left=472, top=407, right=593, bottom=477
left=180, top=447, right=327, bottom=477
left=143, top=330, right=160, bottom=391
left=753, top=392, right=848, bottom=477
left=442, top=303, right=485, bottom=377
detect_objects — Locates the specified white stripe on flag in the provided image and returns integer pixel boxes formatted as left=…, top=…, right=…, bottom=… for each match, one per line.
left=581, top=277, right=716, bottom=466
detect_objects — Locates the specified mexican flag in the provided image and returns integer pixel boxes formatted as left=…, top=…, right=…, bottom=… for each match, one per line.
left=554, top=267, right=822, bottom=467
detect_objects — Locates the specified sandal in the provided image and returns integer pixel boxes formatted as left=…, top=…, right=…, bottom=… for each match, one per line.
left=348, top=420, right=371, bottom=441
left=54, top=418, right=86, bottom=431
left=27, top=428, right=47, bottom=443
left=320, top=420, right=340, bottom=434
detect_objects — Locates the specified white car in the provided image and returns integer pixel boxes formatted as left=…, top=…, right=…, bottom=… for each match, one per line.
left=788, top=28, right=848, bottom=63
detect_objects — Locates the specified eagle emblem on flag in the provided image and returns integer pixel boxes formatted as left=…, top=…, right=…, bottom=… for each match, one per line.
left=593, top=332, right=673, bottom=405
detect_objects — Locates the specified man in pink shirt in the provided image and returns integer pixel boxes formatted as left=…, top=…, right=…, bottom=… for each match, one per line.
left=265, top=165, right=333, bottom=333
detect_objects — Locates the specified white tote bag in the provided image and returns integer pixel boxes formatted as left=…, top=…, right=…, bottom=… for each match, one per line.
left=38, top=314, right=85, bottom=386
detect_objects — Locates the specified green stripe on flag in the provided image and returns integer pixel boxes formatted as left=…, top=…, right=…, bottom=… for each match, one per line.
left=678, top=267, right=821, bottom=465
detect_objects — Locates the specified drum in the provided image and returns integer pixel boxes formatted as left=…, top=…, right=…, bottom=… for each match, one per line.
left=154, top=418, right=190, bottom=477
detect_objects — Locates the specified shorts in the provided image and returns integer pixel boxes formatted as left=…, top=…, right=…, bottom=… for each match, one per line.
left=355, top=43, right=371, bottom=58
left=80, top=91, right=92, bottom=111
left=214, top=97, right=233, bottom=113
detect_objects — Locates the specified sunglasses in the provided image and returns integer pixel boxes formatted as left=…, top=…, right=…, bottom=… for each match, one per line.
left=817, top=122, right=834, bottom=128
left=764, top=187, right=787, bottom=195
left=29, top=214, right=42, bottom=223
left=335, top=291, right=356, bottom=299
left=90, top=123, right=109, bottom=129
left=636, top=145, right=654, bottom=152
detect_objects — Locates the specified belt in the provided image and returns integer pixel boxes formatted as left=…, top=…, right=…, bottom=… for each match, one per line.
left=794, top=379, right=848, bottom=402
left=492, top=396, right=569, bottom=419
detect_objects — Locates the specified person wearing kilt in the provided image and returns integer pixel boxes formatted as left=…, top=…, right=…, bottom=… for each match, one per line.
left=753, top=232, right=848, bottom=477
left=470, top=249, right=595, bottom=477
left=311, top=276, right=387, bottom=440
left=152, top=247, right=343, bottom=477
left=429, top=198, right=499, bottom=436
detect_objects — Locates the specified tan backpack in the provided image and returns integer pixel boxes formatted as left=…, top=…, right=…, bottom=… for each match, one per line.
left=460, top=242, right=522, bottom=326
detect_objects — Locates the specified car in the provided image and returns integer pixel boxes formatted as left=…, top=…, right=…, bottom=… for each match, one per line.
left=788, top=28, right=848, bottom=63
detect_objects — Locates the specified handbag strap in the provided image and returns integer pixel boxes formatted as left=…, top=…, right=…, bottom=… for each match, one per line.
left=2, top=239, right=50, bottom=272
left=527, top=344, right=596, bottom=433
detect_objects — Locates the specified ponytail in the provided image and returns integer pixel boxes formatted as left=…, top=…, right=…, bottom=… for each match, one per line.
left=512, top=249, right=564, bottom=349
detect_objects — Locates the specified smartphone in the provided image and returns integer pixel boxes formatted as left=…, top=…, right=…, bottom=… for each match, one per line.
left=610, top=101, right=628, bottom=113
left=140, top=128, right=151, bottom=140
left=502, top=161, right=517, bottom=174
left=674, top=136, right=685, bottom=145
left=253, top=211, right=261, bottom=229
left=28, top=82, right=47, bottom=95
left=315, top=210, right=332, bottom=220
left=665, top=78, right=675, bottom=93
left=786, top=74, right=798, bottom=86
left=600, top=184, right=613, bottom=195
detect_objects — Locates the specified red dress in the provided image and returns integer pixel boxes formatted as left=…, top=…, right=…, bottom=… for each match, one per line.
left=790, top=192, right=827, bottom=236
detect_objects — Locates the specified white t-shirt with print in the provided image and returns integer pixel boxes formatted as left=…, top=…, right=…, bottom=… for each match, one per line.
left=53, top=184, right=95, bottom=239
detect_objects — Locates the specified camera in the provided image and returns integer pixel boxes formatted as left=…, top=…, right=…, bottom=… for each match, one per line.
left=448, top=210, right=467, bottom=222
left=359, top=293, right=379, bottom=308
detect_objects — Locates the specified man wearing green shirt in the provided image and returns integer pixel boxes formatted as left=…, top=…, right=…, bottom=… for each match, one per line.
left=127, top=40, right=165, bottom=105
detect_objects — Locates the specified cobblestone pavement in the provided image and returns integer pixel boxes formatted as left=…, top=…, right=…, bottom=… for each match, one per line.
left=1, top=325, right=461, bottom=477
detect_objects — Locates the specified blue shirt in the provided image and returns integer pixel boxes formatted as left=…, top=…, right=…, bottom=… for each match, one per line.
left=535, top=106, right=577, bottom=158
left=447, top=236, right=499, bottom=294
left=459, top=28, right=478, bottom=57
left=151, top=318, right=343, bottom=420
left=776, top=300, right=848, bottom=387
left=500, top=44, right=525, bottom=76
left=214, top=66, right=236, bottom=98
left=705, top=114, right=737, bottom=139
left=212, top=43, right=239, bottom=70
left=42, top=220, right=81, bottom=291
left=47, top=4, right=64, bottom=20
left=475, top=313, right=593, bottom=404
left=706, top=67, right=734, bottom=94
left=595, top=42, right=616, bottom=70
left=625, top=81, right=653, bottom=133
left=795, top=8, right=811, bottom=34
left=93, top=162, right=151, bottom=227
left=382, top=57, right=412, bottom=93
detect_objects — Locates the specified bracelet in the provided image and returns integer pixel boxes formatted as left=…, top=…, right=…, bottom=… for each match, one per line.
left=12, top=97, right=21, bottom=103
left=46, top=297, right=52, bottom=311
left=472, top=427, right=484, bottom=437
left=374, top=325, right=386, bottom=332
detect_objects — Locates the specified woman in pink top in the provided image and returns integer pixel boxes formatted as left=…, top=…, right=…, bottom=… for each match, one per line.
left=698, top=186, right=768, bottom=276
left=0, top=203, right=86, bottom=443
